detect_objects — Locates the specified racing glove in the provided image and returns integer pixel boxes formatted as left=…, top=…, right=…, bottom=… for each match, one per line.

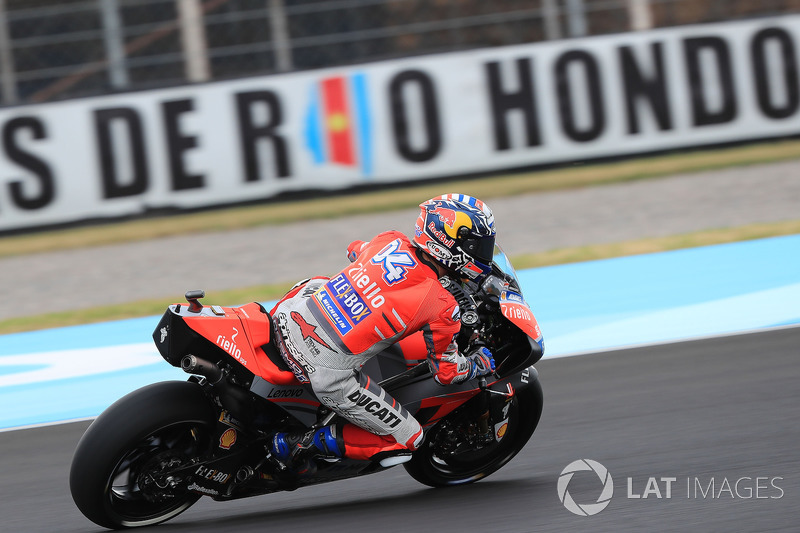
left=347, top=240, right=367, bottom=262
left=466, top=346, right=495, bottom=379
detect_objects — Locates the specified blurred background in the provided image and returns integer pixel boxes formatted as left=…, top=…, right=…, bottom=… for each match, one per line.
left=1, top=0, right=798, bottom=106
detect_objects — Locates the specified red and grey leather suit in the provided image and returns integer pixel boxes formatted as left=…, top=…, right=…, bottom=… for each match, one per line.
left=271, top=231, right=480, bottom=460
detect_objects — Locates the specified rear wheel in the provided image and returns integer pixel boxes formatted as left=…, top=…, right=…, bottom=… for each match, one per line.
left=70, top=381, right=216, bottom=529
left=404, top=376, right=542, bottom=487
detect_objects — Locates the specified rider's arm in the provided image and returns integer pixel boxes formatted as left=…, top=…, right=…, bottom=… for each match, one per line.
left=346, top=240, right=367, bottom=262
left=428, top=341, right=494, bottom=385
left=424, top=302, right=494, bottom=385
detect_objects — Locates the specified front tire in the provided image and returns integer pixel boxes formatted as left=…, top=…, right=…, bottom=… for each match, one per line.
left=70, top=381, right=216, bottom=529
left=404, top=375, right=542, bottom=487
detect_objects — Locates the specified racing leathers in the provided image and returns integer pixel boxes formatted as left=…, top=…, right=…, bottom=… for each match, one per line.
left=270, top=230, right=493, bottom=461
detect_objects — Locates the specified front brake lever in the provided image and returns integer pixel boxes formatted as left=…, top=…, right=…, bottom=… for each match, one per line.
left=478, top=377, right=514, bottom=397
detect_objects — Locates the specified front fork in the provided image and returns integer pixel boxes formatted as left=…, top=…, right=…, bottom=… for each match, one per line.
left=472, top=377, right=516, bottom=444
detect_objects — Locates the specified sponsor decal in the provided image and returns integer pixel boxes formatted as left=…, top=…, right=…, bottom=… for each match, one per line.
left=275, top=313, right=314, bottom=382
left=315, top=271, right=383, bottom=335
left=315, top=287, right=353, bottom=335
left=219, top=428, right=237, bottom=450
left=501, top=297, right=543, bottom=340
left=267, top=387, right=305, bottom=398
left=7, top=17, right=800, bottom=235
left=426, top=221, right=455, bottom=248
left=347, top=390, right=402, bottom=428
left=219, top=411, right=243, bottom=430
left=461, top=261, right=485, bottom=279
left=426, top=240, right=453, bottom=260
left=291, top=311, right=333, bottom=350
left=429, top=200, right=474, bottom=239
left=430, top=205, right=458, bottom=227
left=305, top=72, right=373, bottom=176
left=187, top=482, right=219, bottom=496
left=370, top=239, right=417, bottom=285
left=194, top=465, right=232, bottom=484
left=501, top=290, right=525, bottom=304
left=159, top=326, right=168, bottom=343
left=501, top=300, right=532, bottom=321
left=346, top=264, right=387, bottom=308
left=328, top=274, right=372, bottom=323
left=502, top=399, right=512, bottom=418
left=495, top=420, right=508, bottom=440
left=216, top=327, right=247, bottom=366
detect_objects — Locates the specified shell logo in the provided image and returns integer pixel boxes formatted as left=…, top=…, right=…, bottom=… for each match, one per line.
left=495, top=421, right=508, bottom=440
left=219, top=428, right=237, bottom=450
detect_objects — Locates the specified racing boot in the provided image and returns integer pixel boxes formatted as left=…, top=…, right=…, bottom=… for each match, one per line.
left=271, top=425, right=344, bottom=473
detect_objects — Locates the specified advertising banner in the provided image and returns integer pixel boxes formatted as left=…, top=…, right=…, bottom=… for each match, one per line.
left=2, top=16, right=799, bottom=231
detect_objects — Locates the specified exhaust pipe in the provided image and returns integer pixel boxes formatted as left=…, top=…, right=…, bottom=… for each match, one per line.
left=181, top=354, right=223, bottom=384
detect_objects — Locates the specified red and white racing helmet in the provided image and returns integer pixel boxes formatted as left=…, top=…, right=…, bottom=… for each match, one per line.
left=412, top=193, right=496, bottom=281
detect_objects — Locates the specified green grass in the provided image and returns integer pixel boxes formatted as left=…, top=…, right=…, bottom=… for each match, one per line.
left=2, top=219, right=798, bottom=336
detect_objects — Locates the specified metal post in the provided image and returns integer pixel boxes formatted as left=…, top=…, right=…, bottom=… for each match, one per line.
left=100, top=0, right=129, bottom=89
left=627, top=0, right=653, bottom=31
left=542, top=0, right=562, bottom=41
left=565, top=0, right=587, bottom=38
left=177, top=0, right=210, bottom=82
left=0, top=0, right=18, bottom=104
left=268, top=0, right=292, bottom=72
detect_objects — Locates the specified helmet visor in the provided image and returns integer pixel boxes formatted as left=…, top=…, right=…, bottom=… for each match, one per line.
left=464, top=234, right=496, bottom=265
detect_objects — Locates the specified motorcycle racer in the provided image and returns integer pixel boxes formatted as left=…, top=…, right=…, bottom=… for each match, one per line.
left=270, top=194, right=498, bottom=468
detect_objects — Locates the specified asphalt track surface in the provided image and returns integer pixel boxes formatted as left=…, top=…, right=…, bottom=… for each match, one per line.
left=2, top=327, right=797, bottom=533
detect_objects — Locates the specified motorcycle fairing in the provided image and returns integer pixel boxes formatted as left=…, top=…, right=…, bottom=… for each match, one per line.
left=249, top=376, right=320, bottom=426
left=499, top=289, right=543, bottom=348
left=157, top=301, right=539, bottom=440
left=155, top=302, right=300, bottom=386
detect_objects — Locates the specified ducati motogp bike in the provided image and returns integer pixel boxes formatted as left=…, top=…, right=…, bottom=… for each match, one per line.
left=69, top=246, right=544, bottom=529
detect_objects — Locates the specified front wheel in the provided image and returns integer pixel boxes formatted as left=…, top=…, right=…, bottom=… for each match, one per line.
left=70, top=381, right=216, bottom=529
left=404, top=374, right=542, bottom=487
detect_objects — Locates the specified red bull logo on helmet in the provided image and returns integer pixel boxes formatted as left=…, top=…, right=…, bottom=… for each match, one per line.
left=428, top=201, right=474, bottom=240
left=429, top=205, right=457, bottom=227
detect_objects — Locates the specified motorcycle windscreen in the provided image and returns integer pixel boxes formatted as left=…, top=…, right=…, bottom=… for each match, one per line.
left=500, top=290, right=543, bottom=348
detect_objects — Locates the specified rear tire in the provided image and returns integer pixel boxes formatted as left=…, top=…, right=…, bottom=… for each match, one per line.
left=404, top=376, right=542, bottom=487
left=70, top=381, right=216, bottom=529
